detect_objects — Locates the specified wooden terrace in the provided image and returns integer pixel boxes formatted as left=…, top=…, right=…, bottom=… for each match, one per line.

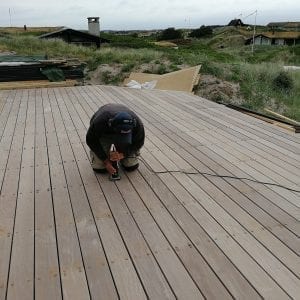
left=0, top=85, right=299, bottom=299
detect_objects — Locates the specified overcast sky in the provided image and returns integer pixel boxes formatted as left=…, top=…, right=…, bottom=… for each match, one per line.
left=0, top=0, right=299, bottom=30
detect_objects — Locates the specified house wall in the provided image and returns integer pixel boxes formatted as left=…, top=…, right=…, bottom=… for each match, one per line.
left=254, top=36, right=270, bottom=45
left=273, top=38, right=285, bottom=45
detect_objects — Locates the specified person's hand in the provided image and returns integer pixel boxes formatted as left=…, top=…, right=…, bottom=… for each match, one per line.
left=110, top=151, right=124, bottom=161
left=103, top=159, right=116, bottom=175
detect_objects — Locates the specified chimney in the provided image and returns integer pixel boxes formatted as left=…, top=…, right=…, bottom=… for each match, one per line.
left=87, top=17, right=100, bottom=36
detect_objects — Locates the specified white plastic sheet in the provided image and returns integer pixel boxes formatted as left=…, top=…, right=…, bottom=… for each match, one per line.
left=126, top=79, right=157, bottom=90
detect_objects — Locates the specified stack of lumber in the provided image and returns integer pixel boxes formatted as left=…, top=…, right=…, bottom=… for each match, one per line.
left=124, top=65, right=201, bottom=93
left=0, top=56, right=84, bottom=82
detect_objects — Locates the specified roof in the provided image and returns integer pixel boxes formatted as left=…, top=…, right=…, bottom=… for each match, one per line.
left=39, top=27, right=109, bottom=45
left=227, top=19, right=244, bottom=26
left=0, top=85, right=299, bottom=299
left=263, top=31, right=300, bottom=39
left=267, top=22, right=300, bottom=28
left=39, top=27, right=99, bottom=40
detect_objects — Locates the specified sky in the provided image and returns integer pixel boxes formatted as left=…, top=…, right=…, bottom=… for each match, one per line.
left=0, top=0, right=299, bottom=30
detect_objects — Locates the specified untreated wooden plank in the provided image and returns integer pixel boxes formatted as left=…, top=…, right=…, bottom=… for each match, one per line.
left=124, top=168, right=224, bottom=299
left=0, top=80, right=78, bottom=90
left=50, top=87, right=121, bottom=299
left=42, top=88, right=91, bottom=300
left=0, top=90, right=23, bottom=299
left=0, top=90, right=18, bottom=188
left=131, top=163, right=261, bottom=299
left=172, top=171, right=299, bottom=299
left=34, top=88, right=62, bottom=300
left=6, top=90, right=35, bottom=300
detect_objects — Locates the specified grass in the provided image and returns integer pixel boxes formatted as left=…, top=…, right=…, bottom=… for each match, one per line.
left=0, top=30, right=299, bottom=121
left=87, top=47, right=163, bottom=70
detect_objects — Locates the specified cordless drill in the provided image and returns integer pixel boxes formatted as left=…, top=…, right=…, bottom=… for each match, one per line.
left=109, top=144, right=121, bottom=181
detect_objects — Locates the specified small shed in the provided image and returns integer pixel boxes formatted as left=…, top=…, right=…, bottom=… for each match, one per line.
left=39, top=27, right=109, bottom=48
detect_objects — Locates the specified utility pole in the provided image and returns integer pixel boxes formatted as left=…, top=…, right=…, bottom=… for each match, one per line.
left=251, top=10, right=257, bottom=53
left=9, top=8, right=12, bottom=27
left=244, top=10, right=258, bottom=54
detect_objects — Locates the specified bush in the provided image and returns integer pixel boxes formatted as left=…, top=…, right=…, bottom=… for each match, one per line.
left=121, top=63, right=135, bottom=72
left=157, top=64, right=167, bottom=74
left=189, top=26, right=213, bottom=38
left=272, top=71, right=294, bottom=91
left=158, top=28, right=182, bottom=41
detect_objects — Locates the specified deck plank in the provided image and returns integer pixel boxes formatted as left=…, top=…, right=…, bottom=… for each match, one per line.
left=42, top=88, right=91, bottom=300
left=50, top=88, right=121, bottom=300
left=0, top=90, right=23, bottom=300
left=34, top=89, right=62, bottom=300
left=6, top=90, right=35, bottom=300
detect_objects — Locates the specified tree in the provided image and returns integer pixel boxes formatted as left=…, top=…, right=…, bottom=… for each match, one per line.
left=189, top=25, right=213, bottom=38
left=159, top=27, right=182, bottom=40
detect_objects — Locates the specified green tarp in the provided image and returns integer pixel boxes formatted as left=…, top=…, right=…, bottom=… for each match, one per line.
left=40, top=67, right=65, bottom=82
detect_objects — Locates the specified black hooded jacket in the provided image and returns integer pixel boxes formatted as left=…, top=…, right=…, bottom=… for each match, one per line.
left=86, top=103, right=145, bottom=161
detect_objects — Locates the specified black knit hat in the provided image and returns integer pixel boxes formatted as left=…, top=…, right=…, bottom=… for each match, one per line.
left=110, top=112, right=134, bottom=144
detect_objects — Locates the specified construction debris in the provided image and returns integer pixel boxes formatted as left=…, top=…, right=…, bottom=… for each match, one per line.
left=124, top=65, right=201, bottom=93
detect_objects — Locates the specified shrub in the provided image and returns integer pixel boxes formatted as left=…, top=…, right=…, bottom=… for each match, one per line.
left=158, top=28, right=182, bottom=41
left=189, top=26, right=213, bottom=38
left=272, top=71, right=294, bottom=91
left=157, top=64, right=167, bottom=74
left=121, top=62, right=135, bottom=72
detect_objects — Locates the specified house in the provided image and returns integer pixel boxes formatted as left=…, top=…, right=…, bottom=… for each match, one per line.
left=246, top=31, right=300, bottom=46
left=39, top=17, right=109, bottom=48
left=39, top=27, right=110, bottom=48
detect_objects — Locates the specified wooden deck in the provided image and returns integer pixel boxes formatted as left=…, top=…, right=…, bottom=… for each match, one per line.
left=0, top=85, right=299, bottom=300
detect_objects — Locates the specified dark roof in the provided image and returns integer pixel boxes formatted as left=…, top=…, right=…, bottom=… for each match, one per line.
left=227, top=19, right=244, bottom=26
left=39, top=27, right=109, bottom=47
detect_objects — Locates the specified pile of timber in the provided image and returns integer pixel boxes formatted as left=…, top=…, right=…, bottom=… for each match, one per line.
left=0, top=58, right=84, bottom=82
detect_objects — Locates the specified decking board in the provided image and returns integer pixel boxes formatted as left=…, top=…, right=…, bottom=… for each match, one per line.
left=0, top=85, right=299, bottom=300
